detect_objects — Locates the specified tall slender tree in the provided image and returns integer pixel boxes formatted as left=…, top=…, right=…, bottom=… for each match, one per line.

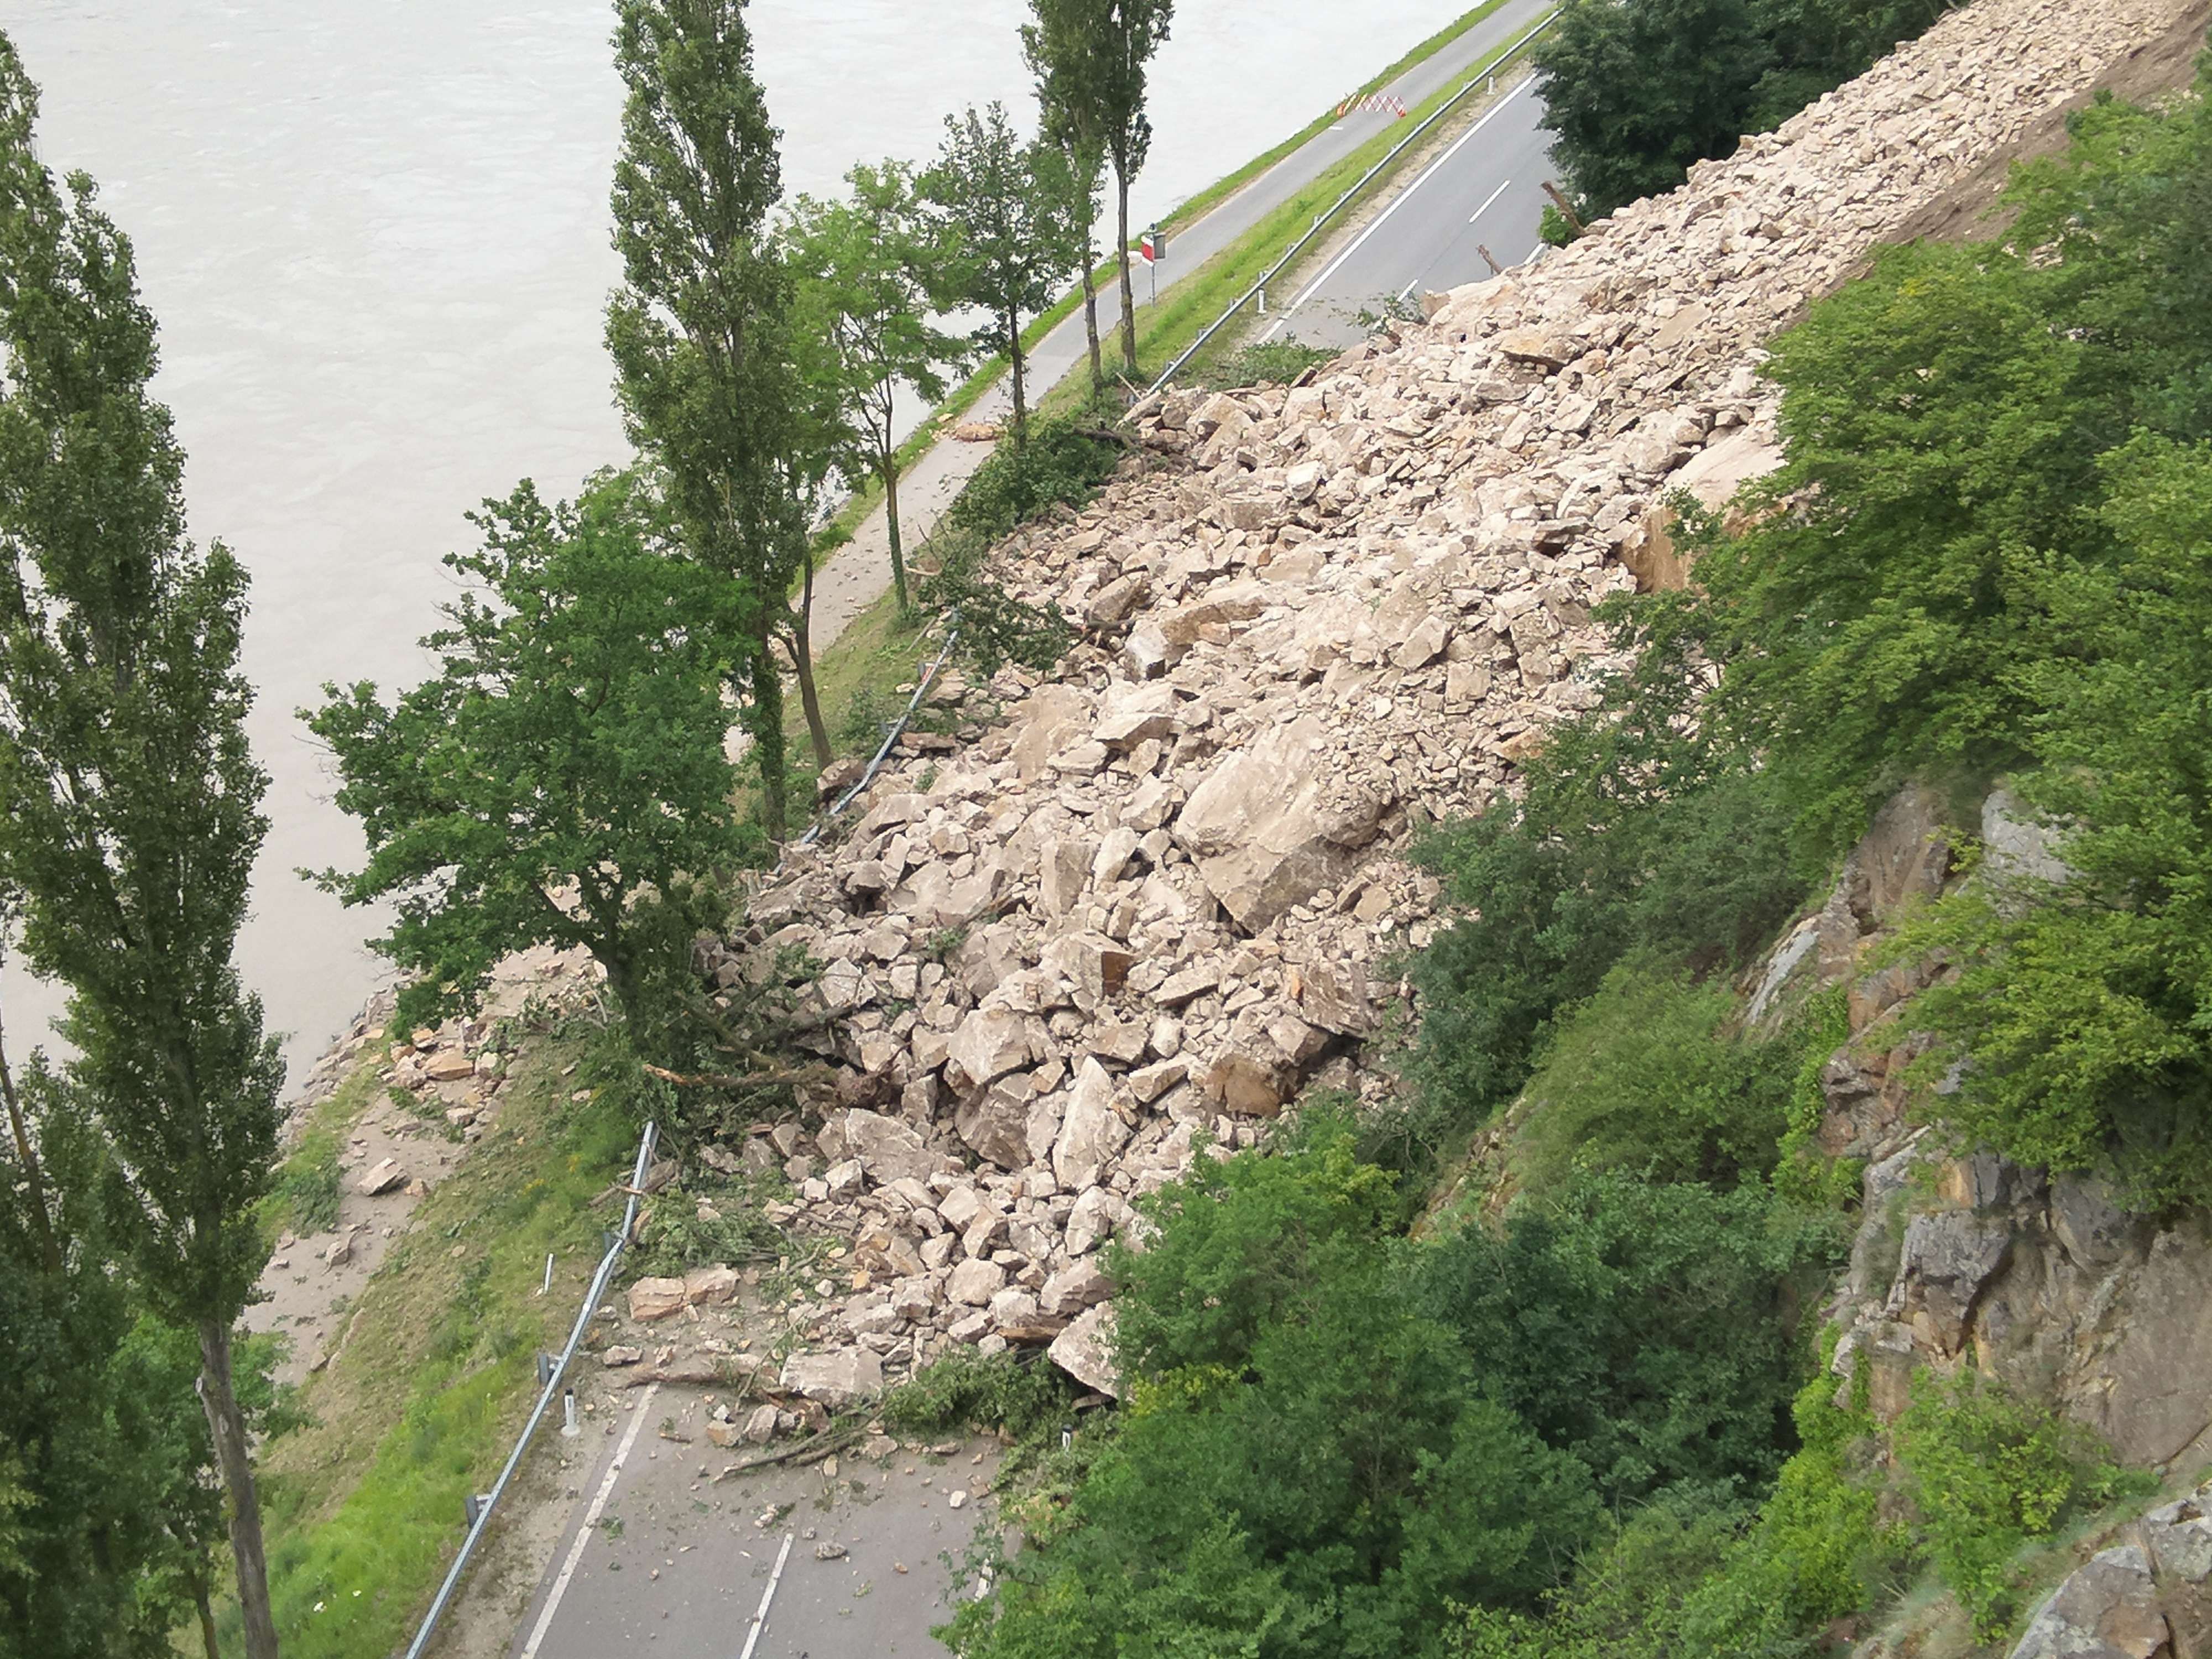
left=926, top=102, right=1086, bottom=445
left=605, top=0, right=813, bottom=837
left=785, top=162, right=966, bottom=614
left=0, top=33, right=284, bottom=1658
left=1093, top=0, right=1175, bottom=377
left=1022, top=2, right=1109, bottom=395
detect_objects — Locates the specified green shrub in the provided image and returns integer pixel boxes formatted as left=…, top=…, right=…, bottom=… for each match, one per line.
left=1404, top=640, right=1807, bottom=1164
left=1513, top=966, right=1798, bottom=1196
left=1895, top=1373, right=2146, bottom=1640
left=1106, top=1112, right=1400, bottom=1378
left=884, top=1348, right=1072, bottom=1442
left=1418, top=1172, right=1845, bottom=1508
left=942, top=408, right=1125, bottom=544
left=1202, top=340, right=1334, bottom=390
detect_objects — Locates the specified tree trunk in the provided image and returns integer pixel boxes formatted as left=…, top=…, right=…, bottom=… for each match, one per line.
left=194, top=1558, right=221, bottom=1659
left=790, top=552, right=832, bottom=773
left=749, top=629, right=789, bottom=840
left=197, top=1319, right=279, bottom=1659
left=881, top=449, right=909, bottom=613
left=0, top=991, right=60, bottom=1274
left=1008, top=309, right=1028, bottom=447
left=1115, top=156, right=1138, bottom=377
left=1078, top=196, right=1104, bottom=397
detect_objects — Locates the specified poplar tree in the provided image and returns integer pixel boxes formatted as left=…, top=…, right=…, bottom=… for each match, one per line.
left=784, top=161, right=965, bottom=614
left=927, top=102, right=1085, bottom=445
left=1088, top=0, right=1174, bottom=378
left=605, top=0, right=812, bottom=837
left=1022, top=2, right=1109, bottom=395
left=0, top=33, right=283, bottom=1657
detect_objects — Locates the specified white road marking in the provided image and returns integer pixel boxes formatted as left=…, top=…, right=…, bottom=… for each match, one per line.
left=735, top=1531, right=796, bottom=1659
left=1468, top=176, right=1514, bottom=223
left=1276, top=73, right=1537, bottom=324
left=518, top=1382, right=659, bottom=1659
left=1398, top=275, right=1423, bottom=302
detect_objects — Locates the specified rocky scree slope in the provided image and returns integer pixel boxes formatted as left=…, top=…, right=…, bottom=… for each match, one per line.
left=666, top=0, right=2206, bottom=1404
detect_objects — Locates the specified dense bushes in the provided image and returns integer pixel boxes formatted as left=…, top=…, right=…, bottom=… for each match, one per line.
left=912, top=407, right=1121, bottom=675
left=1512, top=968, right=1801, bottom=1194
left=1402, top=619, right=1808, bottom=1161
left=943, top=1115, right=1839, bottom=1659
left=1536, top=0, right=1963, bottom=220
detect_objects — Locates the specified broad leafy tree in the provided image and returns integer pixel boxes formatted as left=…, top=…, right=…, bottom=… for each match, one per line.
left=784, top=161, right=966, bottom=613
left=309, top=472, right=752, bottom=1061
left=606, top=0, right=817, bottom=837
left=1537, top=0, right=1959, bottom=220
left=0, top=35, right=284, bottom=1656
left=926, top=102, right=1086, bottom=444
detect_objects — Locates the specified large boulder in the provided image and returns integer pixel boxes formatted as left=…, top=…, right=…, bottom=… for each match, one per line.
left=2010, top=1544, right=2167, bottom=1659
left=1172, top=716, right=1394, bottom=931
left=1052, top=1059, right=1131, bottom=1191
left=779, top=1347, right=884, bottom=1409
left=1048, top=1302, right=1120, bottom=1398
left=947, top=1006, right=1036, bottom=1089
left=818, top=1108, right=936, bottom=1185
left=956, top=1079, right=1034, bottom=1171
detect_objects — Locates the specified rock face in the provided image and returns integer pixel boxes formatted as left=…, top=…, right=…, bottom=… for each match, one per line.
left=2008, top=1483, right=2212, bottom=1659
left=1735, top=787, right=2212, bottom=1471
left=694, top=0, right=2201, bottom=1399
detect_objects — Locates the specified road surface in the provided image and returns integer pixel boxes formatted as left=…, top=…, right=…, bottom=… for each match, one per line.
left=1263, top=72, right=1555, bottom=348
left=508, top=1385, right=1008, bottom=1659
left=805, top=0, right=1558, bottom=658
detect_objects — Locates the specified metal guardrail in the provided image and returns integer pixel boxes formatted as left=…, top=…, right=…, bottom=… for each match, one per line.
left=795, top=620, right=961, bottom=848
left=402, top=1118, right=659, bottom=1659
left=1143, top=8, right=1561, bottom=398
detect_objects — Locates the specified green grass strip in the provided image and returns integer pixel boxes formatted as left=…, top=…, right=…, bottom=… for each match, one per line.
left=809, top=0, right=1527, bottom=558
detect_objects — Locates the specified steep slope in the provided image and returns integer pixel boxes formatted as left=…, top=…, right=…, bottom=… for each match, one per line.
left=707, top=0, right=2205, bottom=1396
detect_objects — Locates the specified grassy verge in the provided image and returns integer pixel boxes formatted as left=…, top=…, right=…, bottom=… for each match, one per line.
left=260, top=1070, right=385, bottom=1239
left=236, top=1040, right=639, bottom=1659
left=1036, top=20, right=1550, bottom=412
left=1160, top=0, right=1519, bottom=232
left=806, top=0, right=1528, bottom=560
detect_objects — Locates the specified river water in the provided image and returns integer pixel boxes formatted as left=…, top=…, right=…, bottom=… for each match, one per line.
left=4, top=0, right=1465, bottom=1079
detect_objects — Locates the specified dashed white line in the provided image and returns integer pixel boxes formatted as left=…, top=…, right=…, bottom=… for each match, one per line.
left=519, top=1383, right=659, bottom=1659
left=1269, top=72, right=1537, bottom=333
left=735, top=1531, right=796, bottom=1659
left=1468, top=176, right=1514, bottom=223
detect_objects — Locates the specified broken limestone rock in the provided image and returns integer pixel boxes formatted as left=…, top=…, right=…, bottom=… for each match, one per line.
left=627, top=1277, right=687, bottom=1322
left=1048, top=1301, right=1120, bottom=1399
left=1172, top=716, right=1393, bottom=932
left=779, top=1347, right=885, bottom=1410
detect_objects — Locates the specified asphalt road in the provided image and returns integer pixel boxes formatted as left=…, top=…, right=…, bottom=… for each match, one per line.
left=509, top=1385, right=1007, bottom=1659
left=1264, top=71, right=1556, bottom=348
left=805, top=0, right=1558, bottom=657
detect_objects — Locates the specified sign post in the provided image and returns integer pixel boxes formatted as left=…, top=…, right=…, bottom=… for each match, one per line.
left=1140, top=226, right=1165, bottom=305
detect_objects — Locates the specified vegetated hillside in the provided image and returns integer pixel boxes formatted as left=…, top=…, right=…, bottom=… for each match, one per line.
left=655, top=0, right=2212, bottom=1653
left=916, top=22, right=2212, bottom=1657
left=719, top=0, right=2194, bottom=1400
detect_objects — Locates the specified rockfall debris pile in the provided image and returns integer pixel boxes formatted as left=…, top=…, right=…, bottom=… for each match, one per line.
left=666, top=0, right=2201, bottom=1406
